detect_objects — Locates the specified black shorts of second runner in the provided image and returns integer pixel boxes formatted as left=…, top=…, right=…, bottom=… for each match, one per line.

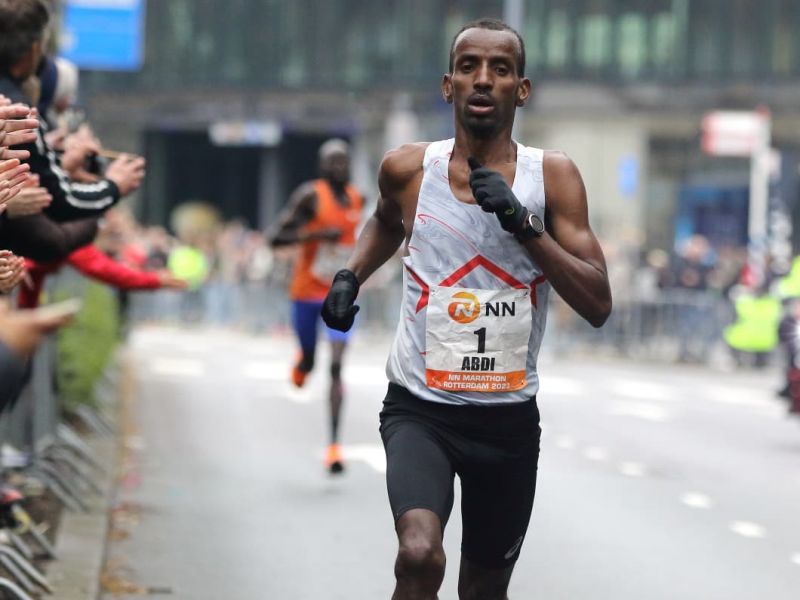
left=379, top=383, right=541, bottom=568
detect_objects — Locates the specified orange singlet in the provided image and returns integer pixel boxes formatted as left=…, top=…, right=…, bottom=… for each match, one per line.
left=289, top=179, right=363, bottom=301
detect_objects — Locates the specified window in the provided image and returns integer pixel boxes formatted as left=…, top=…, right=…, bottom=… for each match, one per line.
left=578, top=14, right=612, bottom=71
left=546, top=9, right=571, bottom=71
left=617, top=12, right=647, bottom=78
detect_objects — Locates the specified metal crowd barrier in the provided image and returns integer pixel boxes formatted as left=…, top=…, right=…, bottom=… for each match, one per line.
left=127, top=269, right=753, bottom=366
left=550, top=289, right=737, bottom=363
left=0, top=283, right=117, bottom=598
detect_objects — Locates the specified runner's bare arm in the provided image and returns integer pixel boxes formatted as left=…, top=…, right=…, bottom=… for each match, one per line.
left=520, top=150, right=611, bottom=327
left=346, top=144, right=425, bottom=283
left=267, top=182, right=324, bottom=247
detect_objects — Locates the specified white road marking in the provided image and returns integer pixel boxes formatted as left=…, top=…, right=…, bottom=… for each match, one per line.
left=729, top=521, right=766, bottom=539
left=541, top=376, right=584, bottom=396
left=242, top=361, right=286, bottom=381
left=609, top=402, right=672, bottom=423
left=555, top=435, right=575, bottom=450
left=680, top=492, right=713, bottom=509
left=174, top=343, right=208, bottom=354
left=611, top=380, right=673, bottom=402
left=344, top=364, right=388, bottom=384
left=284, top=386, right=313, bottom=404
left=618, top=461, right=647, bottom=477
left=791, top=553, right=800, bottom=566
left=123, top=435, right=147, bottom=451
left=149, top=358, right=204, bottom=377
left=342, top=444, right=386, bottom=473
left=583, top=446, right=609, bottom=462
left=705, top=387, right=774, bottom=408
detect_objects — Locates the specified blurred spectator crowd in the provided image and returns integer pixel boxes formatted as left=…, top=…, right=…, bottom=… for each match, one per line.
left=0, top=0, right=186, bottom=410
left=2, top=0, right=800, bottom=421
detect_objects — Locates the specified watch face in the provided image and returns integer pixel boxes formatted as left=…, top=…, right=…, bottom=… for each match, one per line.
left=529, top=214, right=545, bottom=235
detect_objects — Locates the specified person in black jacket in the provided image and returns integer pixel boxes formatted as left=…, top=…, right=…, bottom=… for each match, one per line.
left=0, top=0, right=145, bottom=223
left=1, top=93, right=98, bottom=262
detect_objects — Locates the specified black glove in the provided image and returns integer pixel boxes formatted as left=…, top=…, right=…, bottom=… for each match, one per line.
left=321, top=269, right=360, bottom=332
left=468, top=156, right=529, bottom=235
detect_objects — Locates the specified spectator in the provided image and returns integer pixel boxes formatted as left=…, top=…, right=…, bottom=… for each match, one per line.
left=670, top=235, right=715, bottom=291
left=0, top=299, right=73, bottom=411
left=0, top=0, right=145, bottom=223
left=669, top=235, right=718, bottom=362
left=1, top=93, right=99, bottom=263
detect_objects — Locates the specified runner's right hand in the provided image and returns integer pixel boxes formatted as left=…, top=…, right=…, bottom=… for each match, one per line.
left=321, top=269, right=360, bottom=331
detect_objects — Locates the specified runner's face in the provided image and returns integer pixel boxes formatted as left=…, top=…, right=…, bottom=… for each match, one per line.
left=444, top=28, right=530, bottom=138
left=321, top=151, right=350, bottom=185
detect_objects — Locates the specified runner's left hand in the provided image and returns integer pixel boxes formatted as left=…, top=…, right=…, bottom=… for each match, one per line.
left=468, top=156, right=529, bottom=235
left=321, top=269, right=360, bottom=332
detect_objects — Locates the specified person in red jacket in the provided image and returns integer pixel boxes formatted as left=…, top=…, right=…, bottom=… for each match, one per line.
left=18, top=243, right=187, bottom=309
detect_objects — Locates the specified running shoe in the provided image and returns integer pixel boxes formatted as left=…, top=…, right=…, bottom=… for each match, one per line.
left=324, top=443, right=345, bottom=474
left=291, top=354, right=308, bottom=388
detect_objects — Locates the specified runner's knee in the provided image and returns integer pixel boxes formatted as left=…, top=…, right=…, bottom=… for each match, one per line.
left=395, top=510, right=445, bottom=582
left=395, top=537, right=446, bottom=582
left=330, top=362, right=341, bottom=380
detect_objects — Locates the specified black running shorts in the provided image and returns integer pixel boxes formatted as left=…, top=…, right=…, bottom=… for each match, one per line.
left=379, top=383, right=541, bottom=568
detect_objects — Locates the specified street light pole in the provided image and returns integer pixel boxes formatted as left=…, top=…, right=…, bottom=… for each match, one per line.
left=504, top=0, right=525, bottom=140
left=503, top=0, right=524, bottom=30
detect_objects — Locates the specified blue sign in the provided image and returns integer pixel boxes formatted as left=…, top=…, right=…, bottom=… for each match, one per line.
left=60, top=0, right=145, bottom=71
left=617, top=156, right=639, bottom=199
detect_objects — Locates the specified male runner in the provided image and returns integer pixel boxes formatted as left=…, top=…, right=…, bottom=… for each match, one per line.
left=270, top=139, right=363, bottom=474
left=322, top=18, right=611, bottom=599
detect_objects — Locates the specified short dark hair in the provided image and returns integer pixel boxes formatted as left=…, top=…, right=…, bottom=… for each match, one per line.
left=448, top=18, right=526, bottom=77
left=0, top=0, right=50, bottom=73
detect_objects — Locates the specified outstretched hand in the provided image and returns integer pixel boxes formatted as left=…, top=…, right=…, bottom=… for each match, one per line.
left=321, top=269, right=360, bottom=332
left=0, top=300, right=74, bottom=359
left=157, top=272, right=189, bottom=290
left=467, top=157, right=528, bottom=235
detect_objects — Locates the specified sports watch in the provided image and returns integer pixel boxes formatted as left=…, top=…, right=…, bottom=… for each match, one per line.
left=515, top=211, right=545, bottom=242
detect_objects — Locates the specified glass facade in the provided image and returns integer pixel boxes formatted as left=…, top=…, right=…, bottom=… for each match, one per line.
left=80, top=0, right=800, bottom=92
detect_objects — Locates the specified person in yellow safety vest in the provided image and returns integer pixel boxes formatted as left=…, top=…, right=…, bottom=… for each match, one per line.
left=167, top=243, right=209, bottom=322
left=723, top=287, right=781, bottom=367
left=777, top=256, right=800, bottom=299
left=168, top=245, right=209, bottom=291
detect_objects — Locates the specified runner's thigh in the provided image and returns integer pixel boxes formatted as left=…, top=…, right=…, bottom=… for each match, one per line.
left=381, top=417, right=456, bottom=528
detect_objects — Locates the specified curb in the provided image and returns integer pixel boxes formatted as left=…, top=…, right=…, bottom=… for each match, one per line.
left=46, top=434, right=117, bottom=600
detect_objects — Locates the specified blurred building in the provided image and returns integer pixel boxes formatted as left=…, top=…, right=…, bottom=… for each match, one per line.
left=73, top=0, right=800, bottom=255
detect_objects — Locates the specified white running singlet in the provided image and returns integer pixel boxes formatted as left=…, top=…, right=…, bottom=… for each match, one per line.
left=386, top=139, right=550, bottom=406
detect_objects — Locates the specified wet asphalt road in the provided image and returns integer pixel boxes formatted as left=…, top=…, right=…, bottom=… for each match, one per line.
left=103, top=326, right=800, bottom=600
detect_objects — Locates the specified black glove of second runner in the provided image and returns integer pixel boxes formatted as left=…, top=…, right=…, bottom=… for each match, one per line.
left=468, top=156, right=529, bottom=235
left=321, top=269, right=360, bottom=332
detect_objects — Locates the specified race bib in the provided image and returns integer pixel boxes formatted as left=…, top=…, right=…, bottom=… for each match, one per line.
left=425, top=286, right=532, bottom=393
left=311, top=243, right=352, bottom=281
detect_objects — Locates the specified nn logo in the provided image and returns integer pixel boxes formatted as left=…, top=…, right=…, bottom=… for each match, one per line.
left=447, top=291, right=517, bottom=324
left=448, top=292, right=481, bottom=324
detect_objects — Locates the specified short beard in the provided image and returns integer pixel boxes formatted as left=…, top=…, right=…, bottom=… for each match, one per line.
left=464, top=118, right=500, bottom=139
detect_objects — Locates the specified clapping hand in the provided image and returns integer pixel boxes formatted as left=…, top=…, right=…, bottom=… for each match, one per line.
left=0, top=251, right=27, bottom=294
left=0, top=95, right=38, bottom=161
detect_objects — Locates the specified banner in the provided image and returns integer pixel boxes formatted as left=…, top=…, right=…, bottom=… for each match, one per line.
left=60, top=0, right=145, bottom=71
